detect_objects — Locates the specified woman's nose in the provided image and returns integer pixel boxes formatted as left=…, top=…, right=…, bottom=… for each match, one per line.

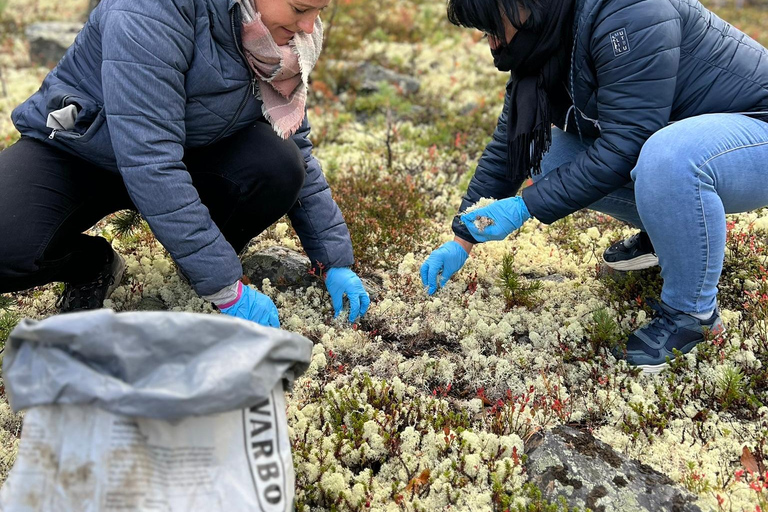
left=297, top=16, right=316, bottom=34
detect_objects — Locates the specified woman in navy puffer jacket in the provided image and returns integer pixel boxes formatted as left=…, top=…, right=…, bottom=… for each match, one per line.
left=0, top=0, right=370, bottom=325
left=421, top=0, right=768, bottom=373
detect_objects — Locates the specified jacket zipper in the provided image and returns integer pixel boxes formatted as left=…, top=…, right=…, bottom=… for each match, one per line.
left=207, top=4, right=257, bottom=146
left=49, top=94, right=74, bottom=139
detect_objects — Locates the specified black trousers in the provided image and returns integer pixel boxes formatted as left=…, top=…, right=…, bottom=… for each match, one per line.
left=0, top=122, right=305, bottom=293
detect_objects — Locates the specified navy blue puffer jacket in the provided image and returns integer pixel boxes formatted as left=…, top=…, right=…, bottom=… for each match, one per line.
left=12, top=0, right=354, bottom=296
left=453, top=0, right=768, bottom=241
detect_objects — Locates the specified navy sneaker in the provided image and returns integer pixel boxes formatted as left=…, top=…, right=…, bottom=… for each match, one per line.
left=618, top=299, right=723, bottom=374
left=602, top=232, right=658, bottom=271
left=57, top=248, right=126, bottom=313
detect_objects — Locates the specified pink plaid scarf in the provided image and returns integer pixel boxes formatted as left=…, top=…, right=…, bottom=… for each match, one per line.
left=239, top=1, right=323, bottom=139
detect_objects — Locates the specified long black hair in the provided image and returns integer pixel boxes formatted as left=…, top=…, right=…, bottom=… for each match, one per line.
left=447, top=0, right=544, bottom=41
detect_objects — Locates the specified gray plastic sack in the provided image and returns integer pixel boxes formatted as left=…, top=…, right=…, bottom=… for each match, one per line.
left=0, top=310, right=312, bottom=512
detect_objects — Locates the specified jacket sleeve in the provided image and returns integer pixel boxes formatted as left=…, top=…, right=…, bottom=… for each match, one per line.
left=287, top=112, right=355, bottom=270
left=452, top=87, right=524, bottom=243
left=101, top=0, right=243, bottom=296
left=522, top=0, right=682, bottom=224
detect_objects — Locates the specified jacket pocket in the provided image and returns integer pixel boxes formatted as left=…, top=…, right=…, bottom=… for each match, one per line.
left=49, top=108, right=106, bottom=144
left=45, top=87, right=104, bottom=142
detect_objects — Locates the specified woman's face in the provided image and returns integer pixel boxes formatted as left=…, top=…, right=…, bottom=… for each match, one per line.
left=254, top=0, right=330, bottom=45
left=487, top=5, right=531, bottom=50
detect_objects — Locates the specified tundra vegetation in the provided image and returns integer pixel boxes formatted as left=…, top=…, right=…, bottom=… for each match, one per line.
left=1, top=0, right=768, bottom=510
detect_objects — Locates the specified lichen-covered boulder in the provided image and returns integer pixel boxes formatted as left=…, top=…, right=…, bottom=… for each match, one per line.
left=25, top=22, right=83, bottom=68
left=242, top=246, right=317, bottom=291
left=525, top=426, right=703, bottom=512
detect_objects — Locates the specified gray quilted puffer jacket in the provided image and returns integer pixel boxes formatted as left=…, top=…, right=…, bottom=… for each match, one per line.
left=12, top=0, right=354, bottom=296
left=453, top=0, right=768, bottom=241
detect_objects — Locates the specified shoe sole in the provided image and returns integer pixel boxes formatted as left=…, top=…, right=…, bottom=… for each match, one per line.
left=602, top=254, right=659, bottom=271
left=637, top=362, right=668, bottom=375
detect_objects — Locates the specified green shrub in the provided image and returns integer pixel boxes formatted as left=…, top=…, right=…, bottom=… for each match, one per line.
left=498, top=252, right=542, bottom=310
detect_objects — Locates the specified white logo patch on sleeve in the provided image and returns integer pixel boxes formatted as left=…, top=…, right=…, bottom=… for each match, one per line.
left=610, top=28, right=631, bottom=56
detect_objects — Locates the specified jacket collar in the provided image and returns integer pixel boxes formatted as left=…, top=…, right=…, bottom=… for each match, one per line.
left=206, top=0, right=242, bottom=57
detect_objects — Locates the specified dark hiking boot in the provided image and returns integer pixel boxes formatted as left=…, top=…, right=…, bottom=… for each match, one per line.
left=615, top=299, right=724, bottom=374
left=57, top=248, right=126, bottom=313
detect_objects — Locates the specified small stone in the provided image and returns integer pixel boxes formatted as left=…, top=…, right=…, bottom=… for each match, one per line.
left=135, top=296, right=167, bottom=311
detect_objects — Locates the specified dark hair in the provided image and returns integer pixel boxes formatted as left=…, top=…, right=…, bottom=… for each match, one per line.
left=446, top=0, right=543, bottom=41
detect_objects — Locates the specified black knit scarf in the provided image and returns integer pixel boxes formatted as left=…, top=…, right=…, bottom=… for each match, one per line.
left=492, top=0, right=575, bottom=182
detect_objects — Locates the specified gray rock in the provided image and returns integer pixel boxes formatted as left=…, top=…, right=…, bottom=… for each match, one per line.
left=323, top=60, right=421, bottom=96
left=243, top=246, right=317, bottom=291
left=525, top=426, right=702, bottom=512
left=135, top=296, right=167, bottom=311
left=359, top=62, right=420, bottom=95
left=25, top=22, right=83, bottom=67
left=458, top=102, right=479, bottom=116
left=534, top=274, right=568, bottom=283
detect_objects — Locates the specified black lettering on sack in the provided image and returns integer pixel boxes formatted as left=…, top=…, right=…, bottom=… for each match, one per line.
left=250, top=398, right=271, bottom=415
left=251, top=439, right=274, bottom=458
left=257, top=462, right=280, bottom=481
left=264, top=484, right=282, bottom=504
left=250, top=418, right=272, bottom=437
left=244, top=393, right=287, bottom=511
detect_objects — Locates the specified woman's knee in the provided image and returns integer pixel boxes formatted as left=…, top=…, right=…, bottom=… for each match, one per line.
left=0, top=218, right=43, bottom=276
left=264, top=138, right=306, bottom=200
left=631, top=125, right=695, bottom=195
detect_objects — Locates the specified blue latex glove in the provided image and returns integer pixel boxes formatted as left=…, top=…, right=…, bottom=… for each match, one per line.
left=460, top=196, right=531, bottom=242
left=325, top=267, right=370, bottom=323
left=420, top=241, right=469, bottom=295
left=220, top=283, right=280, bottom=328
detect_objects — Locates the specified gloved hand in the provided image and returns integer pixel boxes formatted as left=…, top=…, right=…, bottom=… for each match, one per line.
left=219, top=282, right=280, bottom=327
left=420, top=241, right=469, bottom=295
left=325, top=267, right=370, bottom=323
left=460, top=196, right=531, bottom=242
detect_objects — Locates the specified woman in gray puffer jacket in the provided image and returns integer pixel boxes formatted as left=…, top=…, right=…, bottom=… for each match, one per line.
left=0, top=0, right=370, bottom=325
left=421, top=0, right=768, bottom=373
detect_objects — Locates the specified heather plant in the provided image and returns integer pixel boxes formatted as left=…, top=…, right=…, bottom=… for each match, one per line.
left=719, top=220, right=768, bottom=311
left=321, top=0, right=455, bottom=60
left=328, top=165, right=439, bottom=274
left=478, top=380, right=572, bottom=441
left=290, top=372, right=526, bottom=511
left=597, top=266, right=663, bottom=319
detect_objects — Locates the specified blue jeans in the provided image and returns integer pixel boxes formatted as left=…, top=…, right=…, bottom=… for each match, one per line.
left=535, top=114, right=768, bottom=314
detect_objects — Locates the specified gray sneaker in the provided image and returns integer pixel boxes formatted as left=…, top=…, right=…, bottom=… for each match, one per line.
left=617, top=299, right=724, bottom=374
left=57, top=247, right=126, bottom=313
left=602, top=231, right=658, bottom=271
